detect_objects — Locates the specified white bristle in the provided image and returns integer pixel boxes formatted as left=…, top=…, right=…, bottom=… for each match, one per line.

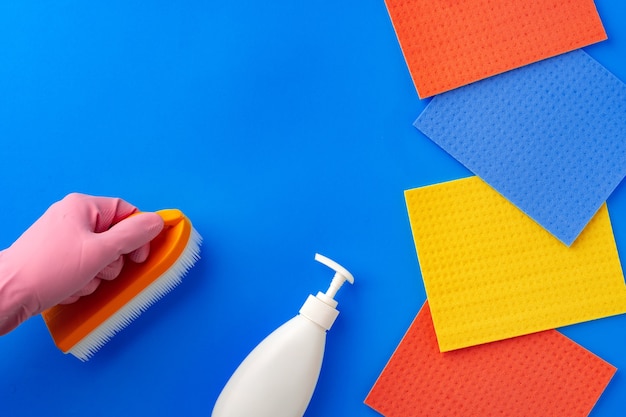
left=69, top=227, right=202, bottom=361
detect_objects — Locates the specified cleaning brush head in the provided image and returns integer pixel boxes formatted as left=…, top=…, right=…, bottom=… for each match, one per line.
left=42, top=209, right=202, bottom=361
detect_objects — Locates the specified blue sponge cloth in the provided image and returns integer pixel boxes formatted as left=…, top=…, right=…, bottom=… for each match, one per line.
left=414, top=50, right=626, bottom=246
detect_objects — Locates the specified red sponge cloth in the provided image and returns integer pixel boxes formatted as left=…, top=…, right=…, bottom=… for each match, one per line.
left=365, top=302, right=616, bottom=417
left=384, top=0, right=607, bottom=98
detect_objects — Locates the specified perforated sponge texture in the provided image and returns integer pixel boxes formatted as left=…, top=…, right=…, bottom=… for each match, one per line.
left=384, top=0, right=606, bottom=98
left=405, top=176, right=626, bottom=352
left=365, top=302, right=616, bottom=417
left=414, top=50, right=626, bottom=246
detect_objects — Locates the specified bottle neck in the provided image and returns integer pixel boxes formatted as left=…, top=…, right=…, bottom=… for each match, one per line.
left=299, top=294, right=339, bottom=331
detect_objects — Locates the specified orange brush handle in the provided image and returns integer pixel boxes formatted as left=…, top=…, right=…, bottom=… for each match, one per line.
left=42, top=209, right=192, bottom=353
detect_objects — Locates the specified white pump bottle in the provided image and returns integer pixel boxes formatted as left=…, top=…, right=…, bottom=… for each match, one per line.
left=211, top=253, right=354, bottom=417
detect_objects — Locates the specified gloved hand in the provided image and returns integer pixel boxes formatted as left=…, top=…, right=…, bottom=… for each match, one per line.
left=0, top=193, right=164, bottom=335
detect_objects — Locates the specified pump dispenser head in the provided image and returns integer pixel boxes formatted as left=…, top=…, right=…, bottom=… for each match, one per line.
left=315, top=253, right=355, bottom=300
left=298, top=254, right=354, bottom=331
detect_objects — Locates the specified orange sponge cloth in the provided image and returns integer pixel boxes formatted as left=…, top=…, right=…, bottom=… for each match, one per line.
left=384, top=0, right=606, bottom=97
left=365, top=302, right=616, bottom=417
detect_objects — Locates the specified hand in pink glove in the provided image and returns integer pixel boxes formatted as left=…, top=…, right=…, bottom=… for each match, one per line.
left=0, top=193, right=164, bottom=335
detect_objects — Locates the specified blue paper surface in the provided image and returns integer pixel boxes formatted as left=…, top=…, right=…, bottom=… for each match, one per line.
left=414, top=50, right=626, bottom=245
left=0, top=2, right=625, bottom=417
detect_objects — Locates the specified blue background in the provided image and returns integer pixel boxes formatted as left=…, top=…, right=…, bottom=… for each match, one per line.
left=0, top=1, right=624, bottom=416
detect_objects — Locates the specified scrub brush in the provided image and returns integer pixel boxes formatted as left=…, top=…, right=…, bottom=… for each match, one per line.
left=42, top=209, right=202, bottom=361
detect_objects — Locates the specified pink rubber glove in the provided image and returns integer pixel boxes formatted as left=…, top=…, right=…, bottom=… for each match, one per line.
left=0, top=193, right=164, bottom=335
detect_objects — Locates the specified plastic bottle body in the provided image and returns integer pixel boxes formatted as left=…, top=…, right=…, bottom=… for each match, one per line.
left=212, top=315, right=327, bottom=417
left=212, top=254, right=354, bottom=417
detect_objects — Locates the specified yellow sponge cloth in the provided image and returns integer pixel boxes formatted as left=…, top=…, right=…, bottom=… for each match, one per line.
left=405, top=176, right=626, bottom=352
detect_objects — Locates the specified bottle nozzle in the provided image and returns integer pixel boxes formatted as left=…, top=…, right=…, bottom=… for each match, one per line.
left=298, top=254, right=355, bottom=330
left=314, top=253, right=354, bottom=300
